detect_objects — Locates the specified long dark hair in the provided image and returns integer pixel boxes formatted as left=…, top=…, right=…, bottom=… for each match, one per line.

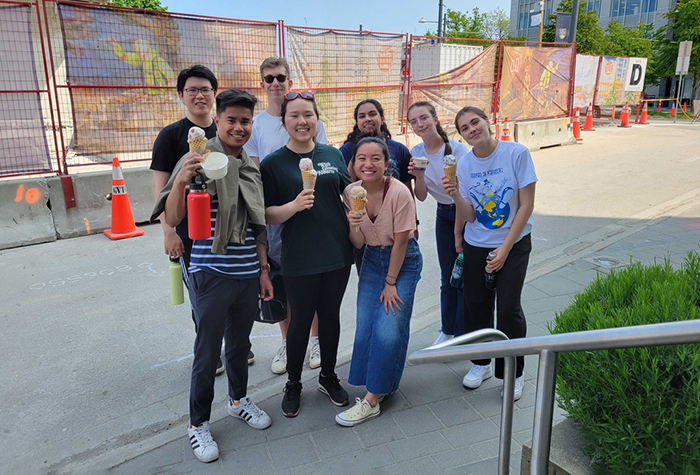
left=344, top=99, right=392, bottom=145
left=407, top=101, right=452, bottom=156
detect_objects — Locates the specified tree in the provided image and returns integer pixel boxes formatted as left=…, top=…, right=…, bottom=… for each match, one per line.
left=111, top=0, right=167, bottom=11
left=542, top=0, right=607, bottom=54
left=443, top=7, right=487, bottom=39
left=484, top=8, right=510, bottom=40
left=654, top=0, right=700, bottom=99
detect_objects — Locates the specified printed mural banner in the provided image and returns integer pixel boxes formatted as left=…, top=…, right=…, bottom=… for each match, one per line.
left=596, top=56, right=641, bottom=105
left=58, top=4, right=277, bottom=156
left=410, top=43, right=498, bottom=128
left=286, top=29, right=404, bottom=142
left=573, top=54, right=599, bottom=110
left=500, top=46, right=573, bottom=121
left=0, top=5, right=52, bottom=175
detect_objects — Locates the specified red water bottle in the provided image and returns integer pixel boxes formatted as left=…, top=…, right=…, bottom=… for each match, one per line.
left=187, top=175, right=211, bottom=240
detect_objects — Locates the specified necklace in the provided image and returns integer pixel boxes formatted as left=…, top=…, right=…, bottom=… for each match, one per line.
left=288, top=142, right=316, bottom=162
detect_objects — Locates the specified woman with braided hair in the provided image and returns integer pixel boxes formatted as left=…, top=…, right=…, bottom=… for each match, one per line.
left=407, top=101, right=469, bottom=345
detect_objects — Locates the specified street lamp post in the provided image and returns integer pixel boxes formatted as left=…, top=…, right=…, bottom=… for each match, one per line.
left=418, top=16, right=447, bottom=38
left=437, top=0, right=444, bottom=38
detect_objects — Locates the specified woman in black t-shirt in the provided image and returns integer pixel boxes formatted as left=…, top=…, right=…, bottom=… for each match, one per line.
left=260, top=92, right=353, bottom=418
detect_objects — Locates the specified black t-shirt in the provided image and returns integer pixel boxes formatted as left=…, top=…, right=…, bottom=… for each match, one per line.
left=260, top=143, right=353, bottom=277
left=151, top=117, right=217, bottom=261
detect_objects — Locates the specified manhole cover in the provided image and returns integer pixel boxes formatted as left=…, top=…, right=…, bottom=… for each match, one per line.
left=583, top=256, right=629, bottom=268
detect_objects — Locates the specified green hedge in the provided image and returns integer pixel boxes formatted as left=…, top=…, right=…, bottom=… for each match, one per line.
left=549, top=251, right=700, bottom=474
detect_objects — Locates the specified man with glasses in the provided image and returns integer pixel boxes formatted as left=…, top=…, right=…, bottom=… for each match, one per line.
left=245, top=57, right=328, bottom=376
left=152, top=65, right=254, bottom=374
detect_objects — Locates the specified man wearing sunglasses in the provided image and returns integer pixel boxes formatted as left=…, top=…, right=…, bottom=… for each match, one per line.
left=152, top=65, right=254, bottom=376
left=244, top=57, right=329, bottom=377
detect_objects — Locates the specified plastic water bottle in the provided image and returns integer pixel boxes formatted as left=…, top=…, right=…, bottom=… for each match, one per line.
left=485, top=251, right=497, bottom=290
left=169, top=257, right=184, bottom=305
left=450, top=252, right=464, bottom=289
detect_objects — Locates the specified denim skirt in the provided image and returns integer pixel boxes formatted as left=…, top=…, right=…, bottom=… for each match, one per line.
left=348, top=238, right=423, bottom=395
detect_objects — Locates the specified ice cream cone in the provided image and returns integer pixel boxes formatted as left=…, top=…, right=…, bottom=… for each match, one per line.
left=188, top=137, right=208, bottom=155
left=301, top=170, right=317, bottom=190
left=443, top=164, right=457, bottom=182
left=351, top=197, right=367, bottom=233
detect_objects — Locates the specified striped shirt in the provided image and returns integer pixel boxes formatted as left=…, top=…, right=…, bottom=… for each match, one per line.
left=188, top=196, right=259, bottom=279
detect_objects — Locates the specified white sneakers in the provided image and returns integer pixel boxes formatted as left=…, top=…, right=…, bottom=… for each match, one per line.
left=501, top=376, right=525, bottom=401
left=271, top=342, right=287, bottom=374
left=188, top=421, right=219, bottom=463
left=189, top=398, right=271, bottom=463
left=335, top=398, right=381, bottom=427
left=228, top=397, right=272, bottom=430
left=271, top=339, right=321, bottom=374
left=309, top=337, right=321, bottom=369
left=462, top=364, right=493, bottom=389
left=432, top=331, right=454, bottom=346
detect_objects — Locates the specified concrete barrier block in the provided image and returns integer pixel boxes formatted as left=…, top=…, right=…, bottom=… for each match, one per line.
left=0, top=179, right=56, bottom=250
left=48, top=167, right=154, bottom=239
left=514, top=118, right=577, bottom=152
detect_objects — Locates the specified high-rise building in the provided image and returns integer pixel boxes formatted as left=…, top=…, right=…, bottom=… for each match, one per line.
left=509, top=0, right=675, bottom=40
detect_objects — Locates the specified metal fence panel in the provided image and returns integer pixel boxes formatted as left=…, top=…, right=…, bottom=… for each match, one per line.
left=0, top=2, right=56, bottom=176
left=285, top=27, right=405, bottom=143
left=52, top=1, right=277, bottom=167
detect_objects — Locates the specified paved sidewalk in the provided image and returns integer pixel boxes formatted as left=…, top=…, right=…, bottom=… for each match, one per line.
left=105, top=203, right=700, bottom=475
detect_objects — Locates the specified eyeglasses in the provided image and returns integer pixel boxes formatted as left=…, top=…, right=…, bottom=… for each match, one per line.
left=183, top=87, right=215, bottom=97
left=284, top=91, right=314, bottom=101
left=263, top=74, right=287, bottom=84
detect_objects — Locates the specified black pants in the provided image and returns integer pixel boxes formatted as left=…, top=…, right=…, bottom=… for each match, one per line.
left=188, top=271, right=257, bottom=426
left=284, top=266, right=352, bottom=382
left=462, top=234, right=531, bottom=379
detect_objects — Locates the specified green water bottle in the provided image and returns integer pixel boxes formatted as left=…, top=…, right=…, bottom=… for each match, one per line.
left=169, top=257, right=184, bottom=305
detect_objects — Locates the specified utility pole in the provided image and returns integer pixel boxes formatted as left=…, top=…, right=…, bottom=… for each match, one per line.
left=537, top=0, right=544, bottom=44
left=568, top=0, right=580, bottom=43
left=437, top=0, right=444, bottom=38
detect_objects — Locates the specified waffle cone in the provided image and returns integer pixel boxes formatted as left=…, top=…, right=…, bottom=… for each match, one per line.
left=188, top=137, right=208, bottom=154
left=443, top=165, right=457, bottom=181
left=351, top=197, right=367, bottom=212
left=301, top=170, right=317, bottom=190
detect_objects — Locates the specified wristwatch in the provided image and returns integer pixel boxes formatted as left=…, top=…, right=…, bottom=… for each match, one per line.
left=260, top=263, right=271, bottom=272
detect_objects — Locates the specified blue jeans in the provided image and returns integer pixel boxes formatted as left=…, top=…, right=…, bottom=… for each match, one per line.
left=435, top=203, right=464, bottom=336
left=348, top=239, right=423, bottom=395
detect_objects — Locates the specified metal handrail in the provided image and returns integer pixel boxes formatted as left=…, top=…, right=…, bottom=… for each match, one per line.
left=408, top=319, right=700, bottom=475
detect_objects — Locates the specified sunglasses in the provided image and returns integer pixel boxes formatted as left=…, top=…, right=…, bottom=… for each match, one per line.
left=263, top=74, right=287, bottom=84
left=284, top=91, right=315, bottom=101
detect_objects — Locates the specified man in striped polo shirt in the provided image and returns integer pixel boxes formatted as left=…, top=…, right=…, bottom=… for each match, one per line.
left=152, top=89, right=273, bottom=463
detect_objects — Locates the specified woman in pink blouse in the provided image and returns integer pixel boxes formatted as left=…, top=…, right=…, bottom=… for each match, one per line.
left=336, top=137, right=423, bottom=427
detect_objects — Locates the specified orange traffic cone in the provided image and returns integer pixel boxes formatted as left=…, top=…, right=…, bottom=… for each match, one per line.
left=104, top=157, right=144, bottom=240
left=611, top=105, right=616, bottom=120
left=573, top=107, right=583, bottom=142
left=671, top=101, right=676, bottom=117
left=619, top=102, right=631, bottom=128
left=682, top=102, right=687, bottom=113
left=657, top=101, right=661, bottom=112
left=500, top=117, right=510, bottom=141
left=583, top=103, right=595, bottom=131
left=639, top=101, right=648, bottom=124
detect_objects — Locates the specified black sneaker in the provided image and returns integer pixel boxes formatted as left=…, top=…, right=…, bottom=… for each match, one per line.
left=318, top=373, right=349, bottom=407
left=215, top=357, right=225, bottom=376
left=282, top=380, right=302, bottom=417
left=247, top=350, right=255, bottom=365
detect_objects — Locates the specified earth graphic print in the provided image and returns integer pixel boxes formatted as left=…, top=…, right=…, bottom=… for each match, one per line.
left=469, top=177, right=514, bottom=229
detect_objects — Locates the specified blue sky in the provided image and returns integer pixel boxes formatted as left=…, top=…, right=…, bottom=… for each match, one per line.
left=162, top=0, right=512, bottom=36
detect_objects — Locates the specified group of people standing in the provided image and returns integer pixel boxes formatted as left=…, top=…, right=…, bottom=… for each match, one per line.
left=150, top=57, right=537, bottom=464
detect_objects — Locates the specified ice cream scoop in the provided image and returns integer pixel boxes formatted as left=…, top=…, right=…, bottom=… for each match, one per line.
left=299, top=158, right=314, bottom=171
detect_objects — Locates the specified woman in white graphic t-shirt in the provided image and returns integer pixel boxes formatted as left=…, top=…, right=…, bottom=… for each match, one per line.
left=442, top=106, right=537, bottom=402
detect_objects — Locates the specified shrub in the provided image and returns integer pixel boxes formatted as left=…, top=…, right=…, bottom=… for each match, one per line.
left=549, top=251, right=700, bottom=474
